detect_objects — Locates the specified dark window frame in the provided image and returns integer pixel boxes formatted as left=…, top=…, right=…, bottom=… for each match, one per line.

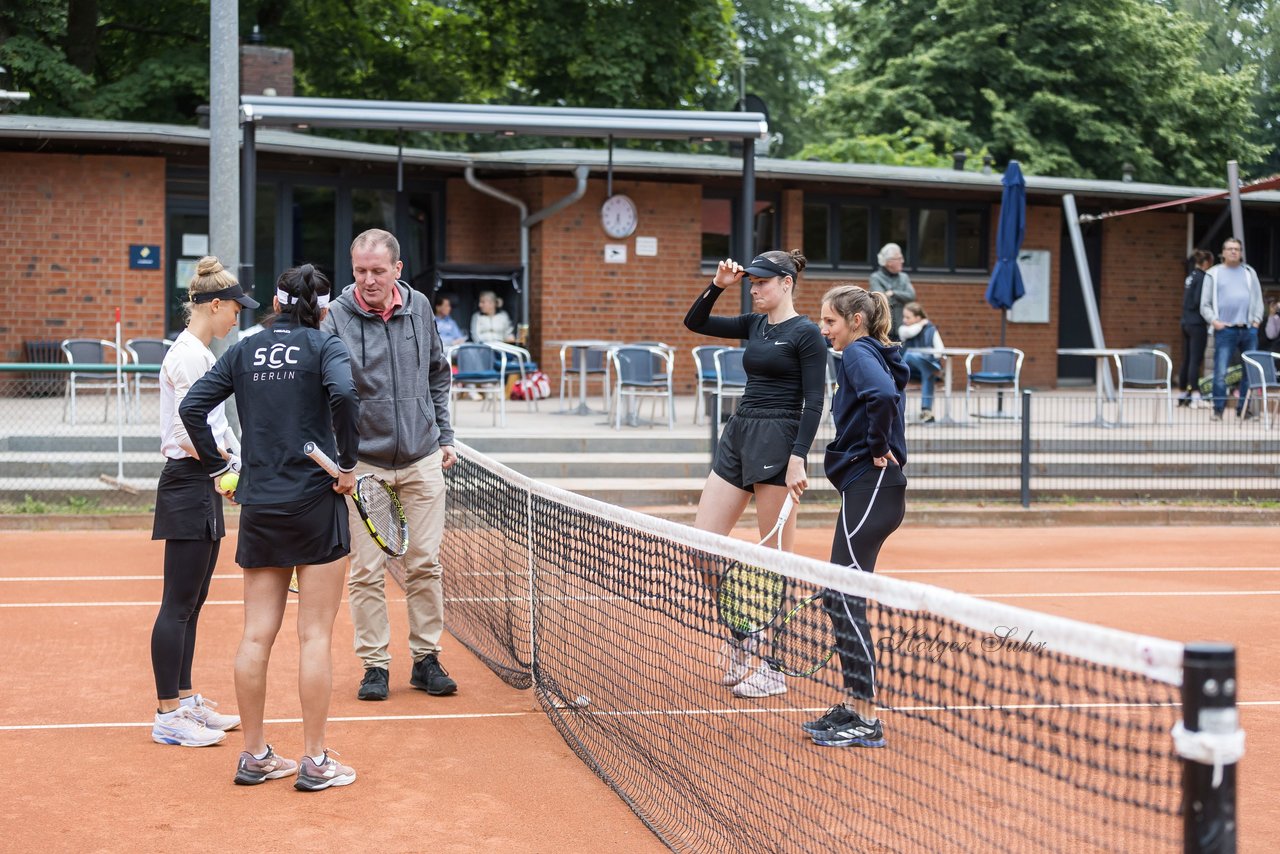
left=802, top=195, right=991, bottom=275
left=701, top=190, right=782, bottom=263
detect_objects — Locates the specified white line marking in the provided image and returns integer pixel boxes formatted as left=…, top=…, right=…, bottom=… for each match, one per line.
left=977, top=590, right=1280, bottom=599
left=884, top=567, right=1280, bottom=575
left=6, top=701, right=1276, bottom=732
left=0, top=575, right=242, bottom=583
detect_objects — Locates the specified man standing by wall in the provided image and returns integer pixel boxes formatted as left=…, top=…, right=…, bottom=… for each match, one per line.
left=322, top=228, right=459, bottom=700
left=1200, top=237, right=1264, bottom=421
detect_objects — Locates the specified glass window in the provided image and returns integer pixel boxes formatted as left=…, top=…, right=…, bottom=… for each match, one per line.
left=292, top=186, right=337, bottom=284
left=753, top=200, right=777, bottom=256
left=403, top=193, right=436, bottom=290
left=251, top=183, right=277, bottom=321
left=701, top=197, right=732, bottom=260
left=166, top=211, right=209, bottom=334
left=879, top=207, right=909, bottom=258
left=955, top=208, right=984, bottom=269
left=1244, top=222, right=1272, bottom=281
left=838, top=205, right=869, bottom=266
left=352, top=188, right=397, bottom=239
left=803, top=204, right=830, bottom=265
left=916, top=208, right=949, bottom=268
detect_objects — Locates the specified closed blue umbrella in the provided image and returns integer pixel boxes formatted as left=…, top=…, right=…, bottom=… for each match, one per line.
left=986, top=160, right=1026, bottom=345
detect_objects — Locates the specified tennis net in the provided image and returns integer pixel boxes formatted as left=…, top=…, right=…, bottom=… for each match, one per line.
left=435, top=442, right=1221, bottom=853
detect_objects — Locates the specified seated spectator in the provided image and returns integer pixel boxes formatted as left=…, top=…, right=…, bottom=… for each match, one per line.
left=1259, top=295, right=1280, bottom=354
left=433, top=295, right=467, bottom=347
left=471, top=290, right=516, bottom=344
left=898, top=302, right=944, bottom=423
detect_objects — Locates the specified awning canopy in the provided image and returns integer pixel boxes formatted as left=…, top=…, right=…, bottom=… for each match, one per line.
left=240, top=96, right=768, bottom=142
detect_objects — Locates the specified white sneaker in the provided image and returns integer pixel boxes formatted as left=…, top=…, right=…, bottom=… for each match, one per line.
left=718, top=637, right=757, bottom=686
left=732, top=662, right=787, bottom=698
left=152, top=706, right=227, bottom=747
left=183, top=694, right=241, bottom=731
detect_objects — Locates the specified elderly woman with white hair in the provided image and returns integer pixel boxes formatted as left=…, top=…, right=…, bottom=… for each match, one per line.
left=868, top=243, right=916, bottom=337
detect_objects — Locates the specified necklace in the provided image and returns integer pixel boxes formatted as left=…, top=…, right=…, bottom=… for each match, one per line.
left=761, top=314, right=797, bottom=340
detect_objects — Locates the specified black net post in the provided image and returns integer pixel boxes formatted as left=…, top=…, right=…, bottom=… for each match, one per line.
left=1182, top=642, right=1239, bottom=854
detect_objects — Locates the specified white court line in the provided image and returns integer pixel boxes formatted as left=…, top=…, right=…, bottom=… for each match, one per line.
left=0, top=570, right=510, bottom=583
left=977, top=590, right=1280, bottom=599
left=885, top=567, right=1280, bottom=575
left=9, top=588, right=1280, bottom=609
left=4, top=700, right=1278, bottom=733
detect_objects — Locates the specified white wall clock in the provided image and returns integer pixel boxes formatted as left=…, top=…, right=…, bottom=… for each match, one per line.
left=601, top=194, right=638, bottom=239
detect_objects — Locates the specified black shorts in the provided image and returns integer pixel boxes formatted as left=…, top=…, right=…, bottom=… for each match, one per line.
left=712, top=408, right=801, bottom=492
left=152, top=457, right=225, bottom=542
left=235, top=489, right=351, bottom=569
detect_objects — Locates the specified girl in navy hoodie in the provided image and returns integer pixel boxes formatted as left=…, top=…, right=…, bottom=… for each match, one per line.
left=803, top=284, right=908, bottom=749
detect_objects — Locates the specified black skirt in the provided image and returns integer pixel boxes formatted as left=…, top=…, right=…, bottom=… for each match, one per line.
left=236, top=488, right=351, bottom=569
left=152, top=457, right=225, bottom=542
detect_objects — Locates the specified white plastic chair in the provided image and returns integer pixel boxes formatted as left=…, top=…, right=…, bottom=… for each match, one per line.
left=61, top=338, right=129, bottom=425
left=964, top=347, right=1024, bottom=420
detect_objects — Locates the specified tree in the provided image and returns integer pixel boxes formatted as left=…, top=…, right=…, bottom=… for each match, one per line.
left=807, top=0, right=1266, bottom=183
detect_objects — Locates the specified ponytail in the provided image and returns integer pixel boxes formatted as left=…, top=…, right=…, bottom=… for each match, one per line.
left=822, top=284, right=893, bottom=346
left=270, top=263, right=331, bottom=330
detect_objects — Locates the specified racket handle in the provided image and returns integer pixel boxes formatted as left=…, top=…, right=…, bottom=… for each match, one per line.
left=303, top=441, right=340, bottom=477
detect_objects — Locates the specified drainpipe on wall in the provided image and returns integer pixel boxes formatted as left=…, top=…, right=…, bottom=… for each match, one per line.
left=463, top=165, right=590, bottom=332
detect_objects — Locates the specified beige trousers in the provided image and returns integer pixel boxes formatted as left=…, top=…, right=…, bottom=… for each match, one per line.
left=347, top=449, right=447, bottom=670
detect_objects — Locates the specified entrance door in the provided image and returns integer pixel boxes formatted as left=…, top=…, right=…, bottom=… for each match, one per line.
left=1057, top=218, right=1103, bottom=381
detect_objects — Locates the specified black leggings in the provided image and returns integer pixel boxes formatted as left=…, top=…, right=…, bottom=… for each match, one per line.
left=1179, top=322, right=1208, bottom=392
left=824, top=465, right=906, bottom=699
left=150, top=539, right=220, bottom=700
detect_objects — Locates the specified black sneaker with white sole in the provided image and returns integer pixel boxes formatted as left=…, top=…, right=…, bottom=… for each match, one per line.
left=811, top=711, right=886, bottom=748
left=410, top=653, right=457, bottom=695
left=357, top=666, right=389, bottom=701
left=801, top=704, right=857, bottom=737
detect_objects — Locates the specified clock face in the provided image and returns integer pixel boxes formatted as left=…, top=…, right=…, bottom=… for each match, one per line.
left=601, top=194, right=638, bottom=239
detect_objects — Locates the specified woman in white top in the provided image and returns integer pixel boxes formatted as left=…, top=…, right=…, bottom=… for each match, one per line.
left=470, top=290, right=516, bottom=343
left=149, top=256, right=259, bottom=748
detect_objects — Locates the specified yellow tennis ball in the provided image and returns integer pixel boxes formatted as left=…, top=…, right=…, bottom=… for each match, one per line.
left=220, top=471, right=240, bottom=492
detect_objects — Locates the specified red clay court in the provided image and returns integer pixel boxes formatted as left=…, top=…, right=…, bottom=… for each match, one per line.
left=1, top=522, right=1274, bottom=852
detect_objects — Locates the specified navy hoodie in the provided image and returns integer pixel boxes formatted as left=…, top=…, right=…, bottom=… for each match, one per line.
left=824, top=336, right=910, bottom=492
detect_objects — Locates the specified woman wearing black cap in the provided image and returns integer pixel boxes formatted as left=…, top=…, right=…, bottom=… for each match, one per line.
left=149, top=256, right=259, bottom=748
left=684, top=249, right=828, bottom=700
left=181, top=264, right=361, bottom=790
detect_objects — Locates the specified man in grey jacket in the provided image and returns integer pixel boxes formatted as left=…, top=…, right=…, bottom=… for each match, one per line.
left=322, top=229, right=459, bottom=700
left=1200, top=237, right=1264, bottom=420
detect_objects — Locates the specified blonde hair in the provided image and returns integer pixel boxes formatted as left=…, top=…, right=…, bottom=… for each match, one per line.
left=822, top=284, right=893, bottom=345
left=183, top=256, right=238, bottom=323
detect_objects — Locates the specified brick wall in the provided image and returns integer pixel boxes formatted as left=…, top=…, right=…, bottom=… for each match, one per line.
left=0, top=154, right=167, bottom=362
left=1099, top=211, right=1187, bottom=359
left=241, top=45, right=294, bottom=97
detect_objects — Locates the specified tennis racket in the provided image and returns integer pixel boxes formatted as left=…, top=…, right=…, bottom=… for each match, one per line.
left=715, top=495, right=794, bottom=635
left=766, top=591, right=837, bottom=677
left=304, top=442, right=409, bottom=558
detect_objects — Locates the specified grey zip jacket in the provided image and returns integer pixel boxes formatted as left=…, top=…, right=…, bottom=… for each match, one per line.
left=321, top=280, right=454, bottom=468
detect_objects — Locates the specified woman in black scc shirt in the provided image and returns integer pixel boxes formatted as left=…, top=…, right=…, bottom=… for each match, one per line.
left=181, top=264, right=362, bottom=791
left=803, top=284, right=908, bottom=749
left=684, top=250, right=828, bottom=700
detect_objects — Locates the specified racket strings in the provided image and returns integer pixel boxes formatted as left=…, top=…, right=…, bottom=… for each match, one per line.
left=355, top=477, right=408, bottom=556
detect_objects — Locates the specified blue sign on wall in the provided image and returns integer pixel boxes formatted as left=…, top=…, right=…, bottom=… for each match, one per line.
left=130, top=244, right=161, bottom=270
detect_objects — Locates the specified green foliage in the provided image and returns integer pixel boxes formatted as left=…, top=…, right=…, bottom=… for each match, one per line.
left=810, top=0, right=1267, bottom=184
left=13, top=495, right=50, bottom=514
left=799, top=131, right=958, bottom=168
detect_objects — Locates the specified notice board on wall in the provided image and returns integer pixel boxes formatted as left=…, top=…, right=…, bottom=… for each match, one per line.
left=1010, top=249, right=1050, bottom=324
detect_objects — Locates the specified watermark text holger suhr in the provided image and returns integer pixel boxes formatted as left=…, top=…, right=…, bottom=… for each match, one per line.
left=877, top=626, right=1047, bottom=661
